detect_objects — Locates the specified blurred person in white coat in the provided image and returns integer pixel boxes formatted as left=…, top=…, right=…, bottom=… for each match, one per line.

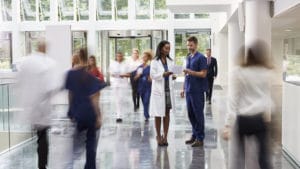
left=17, top=40, right=58, bottom=169
left=222, top=40, right=275, bottom=169
left=110, top=51, right=131, bottom=122
left=149, top=40, right=176, bottom=147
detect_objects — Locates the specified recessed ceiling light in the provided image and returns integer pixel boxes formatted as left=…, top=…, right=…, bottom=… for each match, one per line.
left=285, top=29, right=292, bottom=32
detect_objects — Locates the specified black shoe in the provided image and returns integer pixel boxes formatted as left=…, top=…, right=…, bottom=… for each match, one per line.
left=116, top=118, right=122, bottom=123
left=208, top=101, right=211, bottom=104
left=145, top=118, right=149, bottom=122
left=191, top=140, right=204, bottom=147
left=185, top=137, right=196, bottom=144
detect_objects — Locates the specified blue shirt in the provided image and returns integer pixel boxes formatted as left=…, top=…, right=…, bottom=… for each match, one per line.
left=65, top=67, right=106, bottom=129
left=137, top=65, right=152, bottom=94
left=184, top=52, right=208, bottom=93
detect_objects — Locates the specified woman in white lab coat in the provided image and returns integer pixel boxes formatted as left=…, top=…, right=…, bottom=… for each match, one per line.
left=110, top=52, right=131, bottom=123
left=149, top=40, right=176, bottom=146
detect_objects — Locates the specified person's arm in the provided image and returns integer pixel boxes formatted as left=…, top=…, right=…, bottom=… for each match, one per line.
left=214, top=58, right=218, bottom=78
left=91, top=91, right=102, bottom=129
left=183, top=69, right=207, bottom=78
left=150, top=60, right=169, bottom=81
left=180, top=76, right=186, bottom=98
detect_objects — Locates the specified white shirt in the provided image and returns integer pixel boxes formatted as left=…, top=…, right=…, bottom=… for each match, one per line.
left=226, top=66, right=275, bottom=126
left=17, top=52, right=58, bottom=127
left=109, top=60, right=131, bottom=88
left=128, top=58, right=142, bottom=72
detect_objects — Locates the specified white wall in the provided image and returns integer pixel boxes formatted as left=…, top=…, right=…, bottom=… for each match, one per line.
left=274, top=0, right=300, bottom=17
left=271, top=37, right=284, bottom=85
left=282, top=82, right=300, bottom=165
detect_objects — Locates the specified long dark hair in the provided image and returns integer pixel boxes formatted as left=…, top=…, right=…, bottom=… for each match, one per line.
left=241, top=40, right=273, bottom=69
left=155, top=40, right=172, bottom=61
left=88, top=55, right=97, bottom=71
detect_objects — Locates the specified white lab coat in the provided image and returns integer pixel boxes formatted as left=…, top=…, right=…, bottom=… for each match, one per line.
left=16, top=52, right=58, bottom=128
left=149, top=58, right=176, bottom=117
left=109, top=60, right=131, bottom=117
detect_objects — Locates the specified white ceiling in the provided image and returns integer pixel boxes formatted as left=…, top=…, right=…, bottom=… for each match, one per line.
left=272, top=4, right=300, bottom=38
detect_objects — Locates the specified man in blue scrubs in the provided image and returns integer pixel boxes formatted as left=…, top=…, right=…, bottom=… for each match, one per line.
left=181, top=36, right=208, bottom=147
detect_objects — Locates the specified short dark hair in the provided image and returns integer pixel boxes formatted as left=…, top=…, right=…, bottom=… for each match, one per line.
left=187, top=36, right=198, bottom=45
left=206, top=48, right=211, bottom=52
left=116, top=51, right=123, bottom=56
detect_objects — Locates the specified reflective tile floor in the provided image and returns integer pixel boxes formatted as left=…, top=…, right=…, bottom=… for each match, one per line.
left=0, top=84, right=296, bottom=169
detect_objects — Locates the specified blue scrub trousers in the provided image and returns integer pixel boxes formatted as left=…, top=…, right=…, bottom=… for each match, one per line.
left=186, top=92, right=205, bottom=141
left=140, top=89, right=151, bottom=119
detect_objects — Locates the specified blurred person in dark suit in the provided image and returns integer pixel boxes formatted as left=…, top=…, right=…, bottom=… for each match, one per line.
left=205, top=49, right=218, bottom=105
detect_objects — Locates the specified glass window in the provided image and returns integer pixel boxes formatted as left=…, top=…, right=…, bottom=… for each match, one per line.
left=116, top=0, right=128, bottom=20
left=0, top=32, right=12, bottom=69
left=174, top=13, right=190, bottom=19
left=97, top=0, right=112, bottom=20
left=194, top=13, right=209, bottom=19
left=154, top=0, right=167, bottom=19
left=78, top=0, right=89, bottom=20
left=72, top=31, right=87, bottom=53
left=58, top=0, right=74, bottom=21
left=0, top=0, right=12, bottom=21
left=175, top=30, right=211, bottom=66
left=284, top=38, right=300, bottom=83
left=135, top=0, right=150, bottom=20
left=25, top=31, right=45, bottom=55
left=21, top=0, right=36, bottom=21
left=39, top=0, right=50, bottom=21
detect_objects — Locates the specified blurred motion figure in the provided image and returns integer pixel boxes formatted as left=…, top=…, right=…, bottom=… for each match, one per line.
left=223, top=40, right=274, bottom=169
left=17, top=40, right=58, bottom=169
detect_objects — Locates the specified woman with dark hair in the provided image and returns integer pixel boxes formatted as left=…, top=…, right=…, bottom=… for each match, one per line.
left=149, top=40, right=176, bottom=146
left=65, top=48, right=106, bottom=169
left=223, top=40, right=274, bottom=169
left=88, top=55, right=105, bottom=82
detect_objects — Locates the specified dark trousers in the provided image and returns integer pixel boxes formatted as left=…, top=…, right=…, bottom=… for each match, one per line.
left=37, top=128, right=49, bottom=169
left=236, top=114, right=271, bottom=169
left=206, top=77, right=214, bottom=102
left=130, top=78, right=140, bottom=110
left=186, top=92, right=205, bottom=141
left=140, top=90, right=150, bottom=119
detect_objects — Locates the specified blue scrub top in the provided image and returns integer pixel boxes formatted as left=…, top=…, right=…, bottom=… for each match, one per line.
left=184, top=52, right=208, bottom=93
left=137, top=65, right=152, bottom=94
left=65, top=67, right=106, bottom=129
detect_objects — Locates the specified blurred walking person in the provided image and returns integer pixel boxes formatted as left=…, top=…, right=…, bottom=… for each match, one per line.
left=129, top=48, right=142, bottom=112
left=110, top=52, right=131, bottom=122
left=134, top=50, right=153, bottom=121
left=17, top=40, right=58, bottom=169
left=65, top=49, right=106, bottom=169
left=205, top=49, right=218, bottom=104
left=223, top=40, right=274, bottom=169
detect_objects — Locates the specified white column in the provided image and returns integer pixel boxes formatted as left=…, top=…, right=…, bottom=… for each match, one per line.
left=11, top=0, right=21, bottom=62
left=228, top=21, right=244, bottom=81
left=89, top=0, right=97, bottom=22
left=215, top=32, right=228, bottom=86
left=87, top=28, right=96, bottom=56
left=245, top=0, right=271, bottom=48
left=50, top=0, right=59, bottom=22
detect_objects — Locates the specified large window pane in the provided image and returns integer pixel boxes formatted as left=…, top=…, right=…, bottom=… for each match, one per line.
left=116, top=0, right=128, bottom=20
left=174, top=13, right=190, bottom=19
left=284, top=38, right=300, bottom=83
left=0, top=0, right=12, bottom=21
left=175, top=30, right=210, bottom=66
left=194, top=13, right=209, bottom=19
left=135, top=0, right=150, bottom=20
left=97, top=0, right=112, bottom=20
left=25, top=31, right=45, bottom=55
left=154, top=0, right=167, bottom=19
left=59, top=0, right=74, bottom=21
left=21, top=0, right=36, bottom=21
left=0, top=32, right=12, bottom=69
left=78, top=0, right=89, bottom=20
left=72, top=31, right=87, bottom=53
left=39, top=0, right=50, bottom=21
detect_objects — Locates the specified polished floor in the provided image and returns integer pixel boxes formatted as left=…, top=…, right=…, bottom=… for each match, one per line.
left=0, top=83, right=296, bottom=169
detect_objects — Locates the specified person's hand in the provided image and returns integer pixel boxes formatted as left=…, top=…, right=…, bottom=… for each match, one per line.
left=183, top=69, right=193, bottom=75
left=119, top=74, right=126, bottom=78
left=147, top=76, right=152, bottom=82
left=163, top=71, right=173, bottom=77
left=180, top=90, right=185, bottom=98
left=134, top=74, right=141, bottom=81
left=222, top=126, right=230, bottom=141
left=172, top=75, right=177, bottom=80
